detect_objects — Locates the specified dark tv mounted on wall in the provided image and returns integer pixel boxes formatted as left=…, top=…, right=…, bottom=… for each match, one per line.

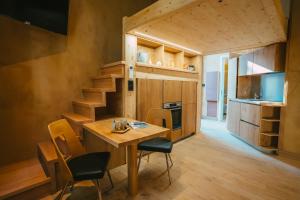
left=0, top=0, right=69, bottom=35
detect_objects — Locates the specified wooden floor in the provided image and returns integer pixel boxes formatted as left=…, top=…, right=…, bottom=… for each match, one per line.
left=49, top=119, right=300, bottom=200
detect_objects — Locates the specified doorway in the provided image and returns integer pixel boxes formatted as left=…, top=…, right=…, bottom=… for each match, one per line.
left=201, top=53, right=229, bottom=122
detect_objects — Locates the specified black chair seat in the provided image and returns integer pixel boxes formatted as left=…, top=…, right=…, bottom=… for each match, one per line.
left=67, top=152, right=110, bottom=181
left=138, top=138, right=173, bottom=153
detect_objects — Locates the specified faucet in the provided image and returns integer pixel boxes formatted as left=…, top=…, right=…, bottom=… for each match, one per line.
left=254, top=92, right=260, bottom=100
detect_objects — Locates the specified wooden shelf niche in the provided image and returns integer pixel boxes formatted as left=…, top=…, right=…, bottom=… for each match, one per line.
left=136, top=37, right=200, bottom=73
left=259, top=106, right=281, bottom=150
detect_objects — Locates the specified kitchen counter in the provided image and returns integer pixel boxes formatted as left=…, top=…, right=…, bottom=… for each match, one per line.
left=229, top=98, right=285, bottom=107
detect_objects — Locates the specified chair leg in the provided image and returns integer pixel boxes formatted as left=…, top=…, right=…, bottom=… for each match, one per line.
left=107, top=170, right=114, bottom=189
left=57, top=182, right=70, bottom=200
left=168, top=153, right=174, bottom=168
left=147, top=154, right=150, bottom=163
left=69, top=182, right=74, bottom=191
left=137, top=151, right=143, bottom=173
left=165, top=154, right=171, bottom=185
left=96, top=179, right=102, bottom=200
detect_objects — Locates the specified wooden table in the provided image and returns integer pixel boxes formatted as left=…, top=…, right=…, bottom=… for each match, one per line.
left=83, top=118, right=170, bottom=195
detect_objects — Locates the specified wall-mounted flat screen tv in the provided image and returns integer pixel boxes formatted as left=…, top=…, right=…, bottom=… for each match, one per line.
left=0, top=0, right=69, bottom=35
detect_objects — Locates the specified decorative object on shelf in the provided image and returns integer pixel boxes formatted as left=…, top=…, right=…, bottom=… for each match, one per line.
left=137, top=52, right=149, bottom=63
left=156, top=61, right=162, bottom=66
left=188, top=64, right=195, bottom=71
left=112, top=119, right=130, bottom=134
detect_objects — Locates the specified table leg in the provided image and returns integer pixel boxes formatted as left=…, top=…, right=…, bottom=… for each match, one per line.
left=127, top=144, right=138, bottom=195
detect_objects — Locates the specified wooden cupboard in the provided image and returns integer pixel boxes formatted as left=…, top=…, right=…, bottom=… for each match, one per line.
left=238, top=52, right=254, bottom=76
left=240, top=103, right=261, bottom=126
left=227, top=100, right=241, bottom=135
left=137, top=78, right=198, bottom=141
left=227, top=100, right=282, bottom=153
left=239, top=120, right=260, bottom=146
left=238, top=43, right=285, bottom=76
left=253, top=43, right=285, bottom=74
left=182, top=81, right=197, bottom=137
left=182, top=103, right=196, bottom=137
left=182, top=81, right=197, bottom=136
left=137, top=79, right=163, bottom=121
left=182, top=81, right=197, bottom=104
left=163, top=80, right=182, bottom=103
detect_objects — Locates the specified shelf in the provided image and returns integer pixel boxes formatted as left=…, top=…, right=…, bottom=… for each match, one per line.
left=260, top=132, right=279, bottom=137
left=261, top=118, right=280, bottom=122
left=136, top=62, right=198, bottom=74
left=260, top=146, right=278, bottom=151
left=137, top=37, right=162, bottom=48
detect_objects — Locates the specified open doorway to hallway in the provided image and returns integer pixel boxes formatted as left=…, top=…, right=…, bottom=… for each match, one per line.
left=201, top=53, right=231, bottom=123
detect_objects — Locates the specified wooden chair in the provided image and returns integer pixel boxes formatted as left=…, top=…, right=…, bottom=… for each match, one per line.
left=137, top=108, right=174, bottom=184
left=48, top=119, right=113, bottom=200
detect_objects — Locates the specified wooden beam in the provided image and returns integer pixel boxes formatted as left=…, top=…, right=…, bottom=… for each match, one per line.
left=123, top=0, right=198, bottom=33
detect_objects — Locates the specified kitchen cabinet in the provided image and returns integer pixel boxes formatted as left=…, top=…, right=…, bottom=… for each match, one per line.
left=227, top=100, right=241, bottom=135
left=238, top=52, right=254, bottom=76
left=182, top=81, right=197, bottom=137
left=163, top=80, right=182, bottom=103
left=227, top=99, right=282, bottom=153
left=240, top=103, right=261, bottom=126
left=239, top=120, right=260, bottom=146
left=182, top=81, right=197, bottom=104
left=253, top=43, right=285, bottom=74
left=182, top=103, right=196, bottom=137
left=238, top=43, right=285, bottom=76
left=137, top=79, right=163, bottom=121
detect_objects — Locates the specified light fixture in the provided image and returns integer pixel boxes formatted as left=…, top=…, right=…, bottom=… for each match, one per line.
left=134, top=31, right=202, bottom=55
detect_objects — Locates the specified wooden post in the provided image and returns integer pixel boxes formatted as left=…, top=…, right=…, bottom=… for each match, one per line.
left=124, top=34, right=137, bottom=119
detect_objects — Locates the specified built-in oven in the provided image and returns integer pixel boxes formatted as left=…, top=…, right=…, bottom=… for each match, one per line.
left=163, top=102, right=182, bottom=130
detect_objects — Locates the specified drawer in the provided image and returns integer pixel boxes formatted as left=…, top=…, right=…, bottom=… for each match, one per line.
left=240, top=103, right=261, bottom=126
left=239, top=121, right=260, bottom=146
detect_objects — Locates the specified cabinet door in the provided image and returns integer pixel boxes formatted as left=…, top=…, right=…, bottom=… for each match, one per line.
left=182, top=81, right=197, bottom=104
left=253, top=43, right=285, bottom=74
left=240, top=103, right=261, bottom=126
left=163, top=80, right=182, bottom=103
left=238, top=52, right=254, bottom=76
left=137, top=79, right=163, bottom=121
left=227, top=100, right=241, bottom=135
left=239, top=121, right=260, bottom=146
left=182, top=103, right=196, bottom=137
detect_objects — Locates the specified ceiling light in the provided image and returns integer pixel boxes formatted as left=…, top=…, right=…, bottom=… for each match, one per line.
left=134, top=31, right=202, bottom=55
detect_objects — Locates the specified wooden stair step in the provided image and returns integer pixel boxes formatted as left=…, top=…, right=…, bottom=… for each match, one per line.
left=92, top=74, right=124, bottom=80
left=73, top=99, right=106, bottom=108
left=0, top=158, right=51, bottom=199
left=62, top=112, right=93, bottom=124
left=38, top=141, right=58, bottom=164
left=82, top=87, right=115, bottom=93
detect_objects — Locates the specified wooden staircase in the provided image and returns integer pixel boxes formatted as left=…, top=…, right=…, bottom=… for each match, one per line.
left=0, top=159, right=52, bottom=200
left=0, top=62, right=125, bottom=200
left=62, top=62, right=125, bottom=136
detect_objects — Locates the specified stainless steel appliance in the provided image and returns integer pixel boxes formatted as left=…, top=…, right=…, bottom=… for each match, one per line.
left=163, top=102, right=182, bottom=130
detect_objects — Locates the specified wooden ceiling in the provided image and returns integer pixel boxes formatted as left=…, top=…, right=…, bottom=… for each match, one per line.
left=124, top=0, right=287, bottom=55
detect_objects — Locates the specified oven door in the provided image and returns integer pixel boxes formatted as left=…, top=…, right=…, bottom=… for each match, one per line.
left=170, top=108, right=182, bottom=130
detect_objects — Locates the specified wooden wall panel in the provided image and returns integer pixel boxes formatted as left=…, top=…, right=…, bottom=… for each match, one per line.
left=0, top=0, right=156, bottom=166
left=279, top=0, right=300, bottom=158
